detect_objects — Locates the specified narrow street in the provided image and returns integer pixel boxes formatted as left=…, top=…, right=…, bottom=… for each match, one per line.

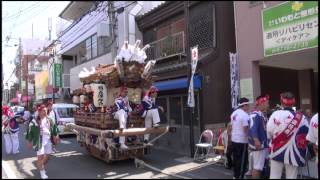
left=2, top=125, right=233, bottom=179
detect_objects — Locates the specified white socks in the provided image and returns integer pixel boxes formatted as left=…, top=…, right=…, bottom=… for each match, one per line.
left=40, top=170, right=48, bottom=179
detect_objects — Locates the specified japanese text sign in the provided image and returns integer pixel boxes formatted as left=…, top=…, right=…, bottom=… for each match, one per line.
left=262, top=1, right=318, bottom=57
left=188, top=46, right=199, bottom=108
left=53, top=64, right=62, bottom=87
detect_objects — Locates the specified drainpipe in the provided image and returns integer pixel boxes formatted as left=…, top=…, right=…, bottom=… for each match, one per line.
left=128, top=2, right=143, bottom=44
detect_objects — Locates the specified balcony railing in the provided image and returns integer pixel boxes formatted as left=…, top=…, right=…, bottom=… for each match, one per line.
left=145, top=31, right=185, bottom=61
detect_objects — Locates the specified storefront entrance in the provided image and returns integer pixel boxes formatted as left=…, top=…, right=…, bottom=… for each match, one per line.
left=153, top=92, right=201, bottom=156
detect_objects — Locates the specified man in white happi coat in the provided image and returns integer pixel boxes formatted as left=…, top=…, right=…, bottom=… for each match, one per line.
left=141, top=86, right=163, bottom=144
left=2, top=105, right=22, bottom=155
left=267, top=92, right=309, bottom=179
left=306, top=113, right=318, bottom=164
left=114, top=86, right=132, bottom=149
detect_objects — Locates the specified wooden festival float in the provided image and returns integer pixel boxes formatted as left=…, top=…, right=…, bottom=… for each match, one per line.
left=67, top=41, right=174, bottom=163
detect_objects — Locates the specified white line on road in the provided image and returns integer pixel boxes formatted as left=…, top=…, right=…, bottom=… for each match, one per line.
left=2, top=160, right=17, bottom=179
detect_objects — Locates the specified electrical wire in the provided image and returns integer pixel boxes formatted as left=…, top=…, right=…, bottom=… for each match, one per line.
left=2, top=2, right=43, bottom=21
left=5, top=2, right=24, bottom=46
left=58, top=2, right=106, bottom=41
left=114, top=1, right=137, bottom=10
left=13, top=4, right=52, bottom=28
left=5, top=67, right=17, bottom=85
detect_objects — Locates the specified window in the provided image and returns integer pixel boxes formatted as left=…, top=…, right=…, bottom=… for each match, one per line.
left=98, top=36, right=111, bottom=56
left=85, top=34, right=98, bottom=61
left=189, top=2, right=216, bottom=49
left=92, top=34, right=97, bottom=58
left=55, top=108, right=73, bottom=118
left=156, top=97, right=168, bottom=124
left=169, top=97, right=182, bottom=125
left=86, top=37, right=92, bottom=60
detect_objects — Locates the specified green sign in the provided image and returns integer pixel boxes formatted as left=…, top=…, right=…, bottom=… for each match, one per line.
left=262, top=1, right=318, bottom=57
left=53, top=64, right=62, bottom=87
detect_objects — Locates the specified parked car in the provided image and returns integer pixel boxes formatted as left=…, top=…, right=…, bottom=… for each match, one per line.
left=10, top=106, right=24, bottom=114
left=52, top=103, right=79, bottom=136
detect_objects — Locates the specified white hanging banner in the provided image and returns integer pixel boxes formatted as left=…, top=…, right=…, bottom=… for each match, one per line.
left=188, top=46, right=199, bottom=108
left=229, top=52, right=239, bottom=109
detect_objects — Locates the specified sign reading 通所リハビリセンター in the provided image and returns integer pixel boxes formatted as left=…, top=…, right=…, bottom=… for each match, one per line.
left=262, top=1, right=318, bottom=57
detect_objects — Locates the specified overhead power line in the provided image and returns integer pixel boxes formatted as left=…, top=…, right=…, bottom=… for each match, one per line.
left=2, top=2, right=43, bottom=21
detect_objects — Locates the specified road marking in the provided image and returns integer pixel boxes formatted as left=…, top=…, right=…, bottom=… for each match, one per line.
left=2, top=160, right=17, bottom=179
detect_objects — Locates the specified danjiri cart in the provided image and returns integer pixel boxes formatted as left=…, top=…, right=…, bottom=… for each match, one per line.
left=67, top=41, right=174, bottom=163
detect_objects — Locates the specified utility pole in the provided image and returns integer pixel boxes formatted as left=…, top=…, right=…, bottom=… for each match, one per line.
left=18, top=37, right=22, bottom=100
left=52, top=49, right=55, bottom=104
left=185, top=1, right=195, bottom=158
left=26, top=56, right=28, bottom=109
left=48, top=17, right=52, bottom=41
left=108, top=1, right=118, bottom=60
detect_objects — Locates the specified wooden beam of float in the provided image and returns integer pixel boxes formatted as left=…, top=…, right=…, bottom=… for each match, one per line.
left=103, top=127, right=170, bottom=138
left=66, top=123, right=174, bottom=138
left=66, top=123, right=107, bottom=136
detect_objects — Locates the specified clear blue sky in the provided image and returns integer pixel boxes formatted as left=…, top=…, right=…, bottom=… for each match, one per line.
left=2, top=1, right=70, bottom=87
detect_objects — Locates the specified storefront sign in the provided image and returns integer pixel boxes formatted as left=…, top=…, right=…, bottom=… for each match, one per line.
left=54, top=63, right=62, bottom=87
left=262, top=1, right=318, bottom=57
left=35, top=71, right=49, bottom=100
left=188, top=46, right=199, bottom=108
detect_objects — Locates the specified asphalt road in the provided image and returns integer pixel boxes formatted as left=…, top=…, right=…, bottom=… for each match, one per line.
left=2, top=124, right=234, bottom=179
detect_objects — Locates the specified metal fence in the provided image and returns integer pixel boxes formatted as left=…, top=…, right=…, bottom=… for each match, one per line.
left=145, top=31, right=185, bottom=61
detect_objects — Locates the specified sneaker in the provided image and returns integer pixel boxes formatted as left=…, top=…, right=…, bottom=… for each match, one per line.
left=245, top=170, right=252, bottom=176
left=153, top=123, right=160, bottom=128
left=120, top=144, right=128, bottom=149
left=40, top=170, right=48, bottom=179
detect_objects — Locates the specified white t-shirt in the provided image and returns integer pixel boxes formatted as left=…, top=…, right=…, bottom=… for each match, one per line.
left=48, top=110, right=56, bottom=124
left=231, top=108, right=250, bottom=143
left=40, top=117, right=51, bottom=139
left=307, top=113, right=318, bottom=146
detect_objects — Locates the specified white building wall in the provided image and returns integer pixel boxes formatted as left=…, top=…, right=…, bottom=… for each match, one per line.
left=63, top=1, right=165, bottom=90
left=70, top=53, right=112, bottom=91
left=59, top=2, right=109, bottom=54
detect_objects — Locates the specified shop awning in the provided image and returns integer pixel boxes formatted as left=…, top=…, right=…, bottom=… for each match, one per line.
left=153, top=75, right=202, bottom=91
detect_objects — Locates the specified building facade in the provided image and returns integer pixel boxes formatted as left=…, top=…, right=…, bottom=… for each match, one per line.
left=58, top=1, right=164, bottom=91
left=234, top=1, right=318, bottom=113
left=136, top=1, right=236, bottom=155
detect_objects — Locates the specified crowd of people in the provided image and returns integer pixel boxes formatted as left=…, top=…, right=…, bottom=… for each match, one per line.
left=226, top=92, right=318, bottom=179
left=2, top=102, right=60, bottom=179
left=2, top=89, right=318, bottom=179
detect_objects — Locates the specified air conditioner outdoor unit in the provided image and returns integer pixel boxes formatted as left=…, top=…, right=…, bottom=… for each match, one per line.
left=97, top=21, right=110, bottom=37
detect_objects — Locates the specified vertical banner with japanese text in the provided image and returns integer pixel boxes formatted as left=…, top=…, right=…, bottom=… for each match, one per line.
left=229, top=52, right=239, bottom=109
left=187, top=46, right=199, bottom=108
left=262, top=1, right=318, bottom=57
left=54, top=63, right=62, bottom=87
